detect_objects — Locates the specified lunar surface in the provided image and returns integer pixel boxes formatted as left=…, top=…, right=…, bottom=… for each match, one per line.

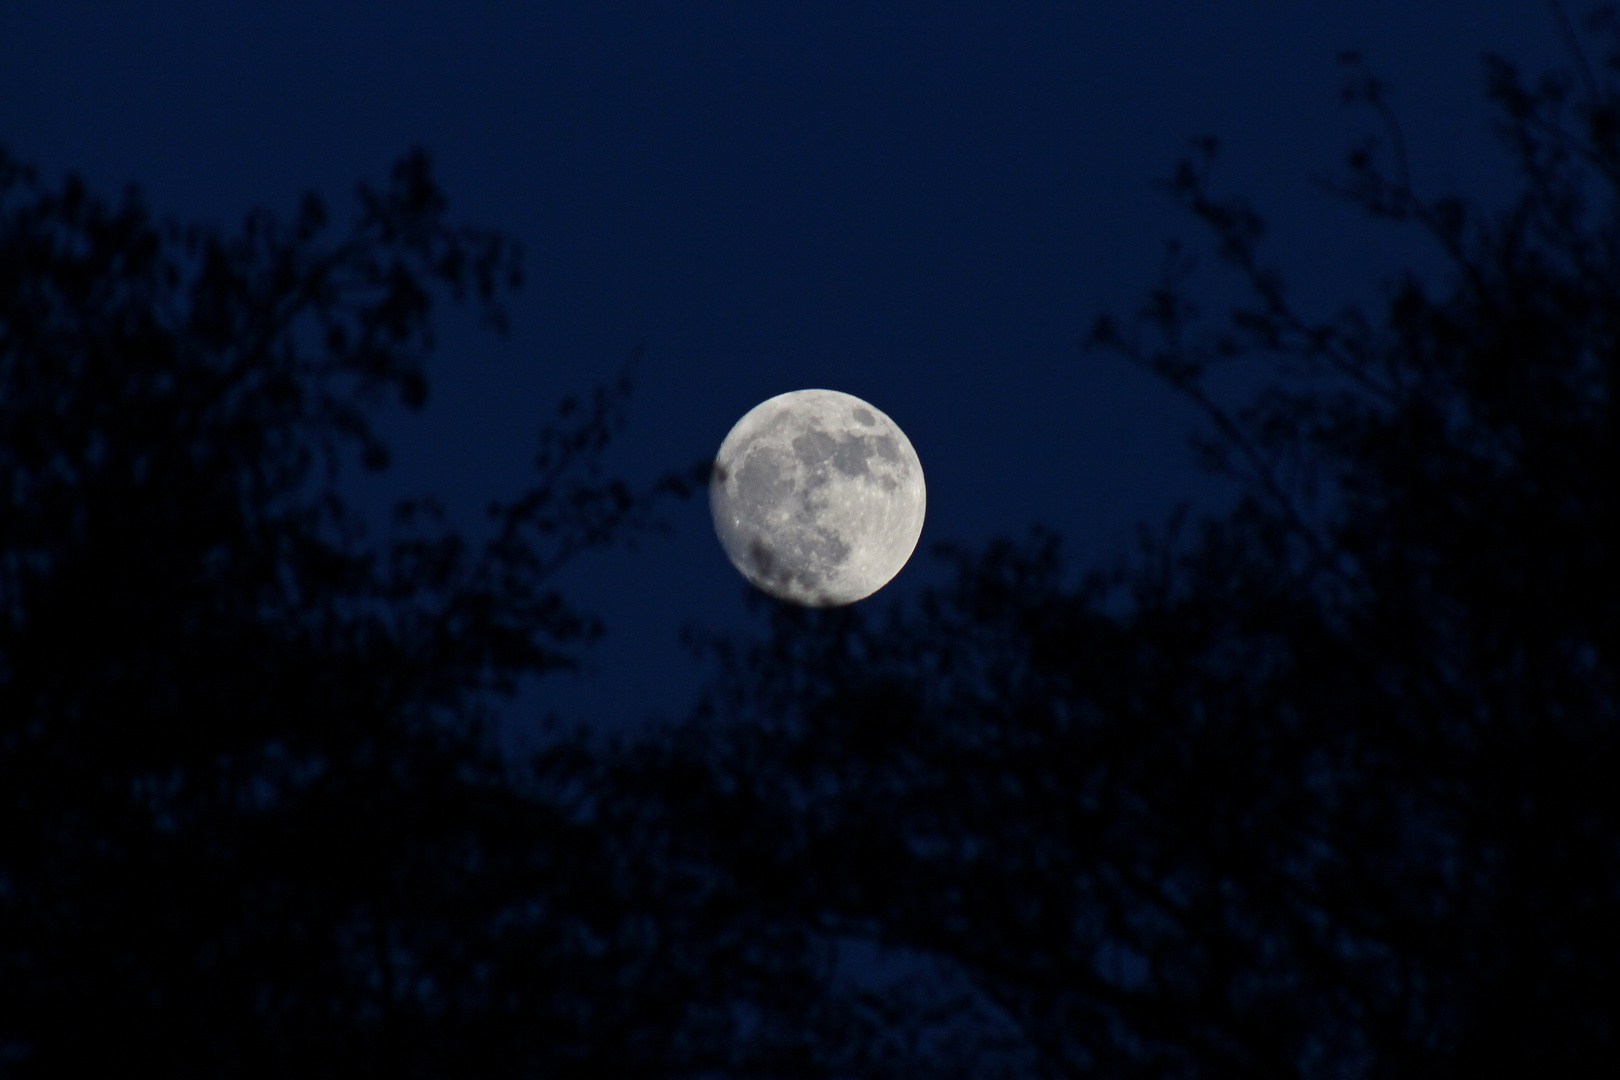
left=710, top=389, right=926, bottom=606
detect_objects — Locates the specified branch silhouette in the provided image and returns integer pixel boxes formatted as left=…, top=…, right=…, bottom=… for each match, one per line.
left=619, top=16, right=1620, bottom=1078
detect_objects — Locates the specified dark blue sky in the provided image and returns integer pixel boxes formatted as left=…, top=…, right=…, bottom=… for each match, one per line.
left=0, top=2, right=1567, bottom=741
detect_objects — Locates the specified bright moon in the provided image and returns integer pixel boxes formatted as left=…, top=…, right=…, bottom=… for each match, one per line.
left=711, top=389, right=926, bottom=606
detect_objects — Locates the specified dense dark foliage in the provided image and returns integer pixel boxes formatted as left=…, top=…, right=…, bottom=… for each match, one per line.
left=4, top=13, right=1617, bottom=1079
left=0, top=148, right=753, bottom=1077
left=624, top=24, right=1620, bottom=1080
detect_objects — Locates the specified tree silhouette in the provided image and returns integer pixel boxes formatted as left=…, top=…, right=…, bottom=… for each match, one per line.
left=8, top=12, right=1619, bottom=1078
left=0, top=146, right=801, bottom=1077
left=627, top=20, right=1619, bottom=1079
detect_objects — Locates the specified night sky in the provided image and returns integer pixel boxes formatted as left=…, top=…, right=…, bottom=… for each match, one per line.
left=0, top=2, right=1567, bottom=741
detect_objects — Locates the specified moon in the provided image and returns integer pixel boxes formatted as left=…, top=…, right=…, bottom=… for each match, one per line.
left=710, top=389, right=926, bottom=606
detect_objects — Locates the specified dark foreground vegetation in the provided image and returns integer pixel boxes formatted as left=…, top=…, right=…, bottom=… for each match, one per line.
left=2, top=15, right=1615, bottom=1079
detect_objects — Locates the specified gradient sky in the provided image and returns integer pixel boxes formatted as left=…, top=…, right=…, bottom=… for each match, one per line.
left=0, top=2, right=1569, bottom=742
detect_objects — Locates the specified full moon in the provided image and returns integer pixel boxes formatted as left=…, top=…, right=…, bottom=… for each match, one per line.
left=711, top=389, right=926, bottom=606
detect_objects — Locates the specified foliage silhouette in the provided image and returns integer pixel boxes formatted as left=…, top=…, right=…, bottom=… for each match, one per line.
left=0, top=146, right=819, bottom=1077
left=6, top=10, right=1619, bottom=1078
left=630, top=17, right=1619, bottom=1079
